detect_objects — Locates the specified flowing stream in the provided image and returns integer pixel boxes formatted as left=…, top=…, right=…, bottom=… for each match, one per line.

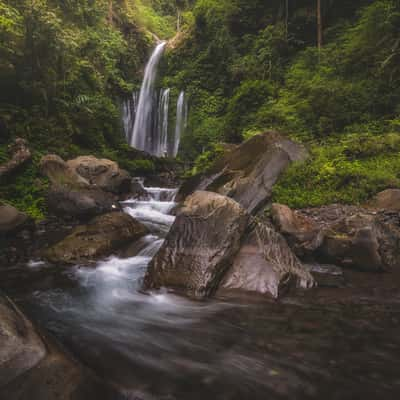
left=2, top=185, right=400, bottom=399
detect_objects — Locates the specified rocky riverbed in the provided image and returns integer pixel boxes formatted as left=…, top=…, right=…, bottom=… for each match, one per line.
left=1, top=132, right=400, bottom=399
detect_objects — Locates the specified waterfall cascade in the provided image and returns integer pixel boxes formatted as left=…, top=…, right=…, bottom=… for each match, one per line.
left=173, top=91, right=188, bottom=157
left=122, top=91, right=139, bottom=144
left=122, top=42, right=187, bottom=158
left=156, top=88, right=170, bottom=157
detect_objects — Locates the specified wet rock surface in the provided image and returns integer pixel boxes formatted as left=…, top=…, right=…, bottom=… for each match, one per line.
left=0, top=294, right=120, bottom=400
left=177, top=131, right=308, bottom=214
left=144, top=191, right=250, bottom=298
left=45, top=212, right=148, bottom=264
left=219, top=221, right=314, bottom=298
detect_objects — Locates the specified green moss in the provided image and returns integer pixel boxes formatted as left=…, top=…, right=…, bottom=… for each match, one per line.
left=273, top=132, right=400, bottom=208
left=0, top=153, right=49, bottom=220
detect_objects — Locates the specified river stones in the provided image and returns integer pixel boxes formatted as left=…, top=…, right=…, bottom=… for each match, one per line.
left=177, top=131, right=308, bottom=214
left=144, top=191, right=250, bottom=299
left=219, top=221, right=315, bottom=298
left=45, top=212, right=148, bottom=264
left=272, top=203, right=400, bottom=272
left=0, top=294, right=119, bottom=400
left=144, top=191, right=314, bottom=299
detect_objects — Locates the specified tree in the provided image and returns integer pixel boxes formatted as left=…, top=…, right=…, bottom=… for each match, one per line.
left=317, top=0, right=323, bottom=50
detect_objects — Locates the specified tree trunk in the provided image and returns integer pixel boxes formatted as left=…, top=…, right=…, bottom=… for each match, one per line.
left=177, top=10, right=181, bottom=32
left=285, top=0, right=289, bottom=41
left=317, top=0, right=323, bottom=50
left=108, top=0, right=113, bottom=25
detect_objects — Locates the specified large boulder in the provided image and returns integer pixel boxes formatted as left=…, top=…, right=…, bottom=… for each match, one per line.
left=0, top=203, right=29, bottom=234
left=144, top=191, right=250, bottom=299
left=0, top=138, right=32, bottom=179
left=0, top=294, right=118, bottom=399
left=40, top=155, right=120, bottom=219
left=271, top=204, right=400, bottom=271
left=40, top=154, right=89, bottom=188
left=0, top=295, right=46, bottom=387
left=369, top=189, right=400, bottom=211
left=177, top=131, right=308, bottom=214
left=46, top=186, right=120, bottom=219
left=45, top=212, right=148, bottom=264
left=67, top=156, right=131, bottom=195
left=219, top=221, right=314, bottom=298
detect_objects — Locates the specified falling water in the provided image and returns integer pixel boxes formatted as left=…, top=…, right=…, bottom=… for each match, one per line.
left=130, top=41, right=167, bottom=153
left=122, top=42, right=187, bottom=158
left=156, top=88, right=170, bottom=157
left=122, top=91, right=139, bottom=144
left=173, top=91, right=187, bottom=157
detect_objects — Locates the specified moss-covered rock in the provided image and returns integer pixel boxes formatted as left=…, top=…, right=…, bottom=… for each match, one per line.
left=45, top=212, right=148, bottom=264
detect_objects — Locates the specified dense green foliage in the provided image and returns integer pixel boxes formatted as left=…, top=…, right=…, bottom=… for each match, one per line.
left=0, top=0, right=180, bottom=218
left=1, top=0, right=400, bottom=217
left=163, top=0, right=400, bottom=206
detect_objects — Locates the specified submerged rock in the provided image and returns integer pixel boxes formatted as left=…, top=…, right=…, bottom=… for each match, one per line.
left=219, top=221, right=315, bottom=298
left=0, top=295, right=118, bottom=399
left=177, top=131, right=308, bottom=214
left=144, top=191, right=250, bottom=299
left=45, top=212, right=148, bottom=264
left=67, top=155, right=131, bottom=195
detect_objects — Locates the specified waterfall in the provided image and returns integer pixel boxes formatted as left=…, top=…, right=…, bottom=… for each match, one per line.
left=156, top=88, right=170, bottom=157
left=122, top=41, right=188, bottom=158
left=130, top=41, right=167, bottom=153
left=122, top=91, right=139, bottom=144
left=173, top=91, right=187, bottom=157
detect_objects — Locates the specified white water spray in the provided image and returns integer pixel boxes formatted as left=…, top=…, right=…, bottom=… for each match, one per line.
left=131, top=42, right=167, bottom=153
left=173, top=91, right=187, bottom=157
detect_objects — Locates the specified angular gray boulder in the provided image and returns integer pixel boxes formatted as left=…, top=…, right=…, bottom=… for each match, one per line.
left=177, top=131, right=308, bottom=214
left=144, top=191, right=250, bottom=299
left=219, top=221, right=315, bottom=298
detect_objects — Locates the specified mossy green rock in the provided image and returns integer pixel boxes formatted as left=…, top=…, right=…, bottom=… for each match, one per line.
left=45, top=212, right=148, bottom=264
left=177, top=131, right=308, bottom=214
